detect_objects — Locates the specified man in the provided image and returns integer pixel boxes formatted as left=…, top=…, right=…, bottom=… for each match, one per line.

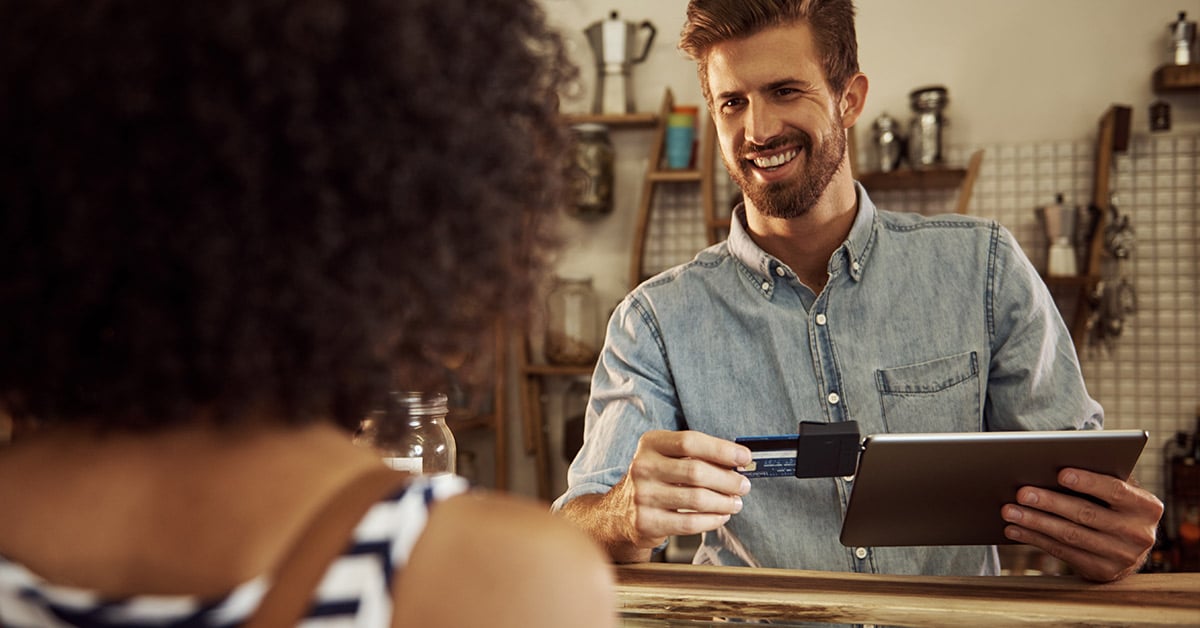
left=553, top=0, right=1161, bottom=582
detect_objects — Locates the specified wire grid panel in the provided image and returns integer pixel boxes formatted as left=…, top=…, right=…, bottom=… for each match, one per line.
left=957, top=133, right=1198, bottom=499
left=641, top=181, right=709, bottom=277
left=1082, top=133, right=1198, bottom=500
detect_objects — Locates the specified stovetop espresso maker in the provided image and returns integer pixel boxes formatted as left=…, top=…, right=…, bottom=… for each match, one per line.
left=585, top=11, right=656, bottom=114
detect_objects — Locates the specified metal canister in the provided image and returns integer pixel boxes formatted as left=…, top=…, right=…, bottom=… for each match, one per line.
left=907, top=86, right=948, bottom=169
left=569, top=123, right=615, bottom=219
left=871, top=112, right=904, bottom=173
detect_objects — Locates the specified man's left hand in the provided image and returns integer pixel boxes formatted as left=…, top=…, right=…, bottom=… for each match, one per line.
left=1001, top=467, right=1163, bottom=582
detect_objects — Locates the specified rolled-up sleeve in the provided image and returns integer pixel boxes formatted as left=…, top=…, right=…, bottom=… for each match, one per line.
left=984, top=224, right=1103, bottom=432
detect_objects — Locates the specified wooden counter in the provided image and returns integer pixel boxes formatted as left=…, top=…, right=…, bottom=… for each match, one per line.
left=616, top=563, right=1200, bottom=626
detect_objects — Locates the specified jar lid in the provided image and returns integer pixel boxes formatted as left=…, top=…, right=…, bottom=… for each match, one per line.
left=387, top=390, right=448, bottom=416
left=572, top=123, right=610, bottom=135
left=909, top=85, right=948, bottom=111
left=872, top=112, right=897, bottom=130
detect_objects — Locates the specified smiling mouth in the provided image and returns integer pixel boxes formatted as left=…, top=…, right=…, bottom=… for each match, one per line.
left=750, top=149, right=799, bottom=169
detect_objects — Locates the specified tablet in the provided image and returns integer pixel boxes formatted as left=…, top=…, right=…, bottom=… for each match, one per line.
left=838, top=429, right=1148, bottom=547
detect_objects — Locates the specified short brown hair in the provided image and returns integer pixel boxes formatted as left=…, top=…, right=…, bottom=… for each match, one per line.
left=679, top=0, right=859, bottom=103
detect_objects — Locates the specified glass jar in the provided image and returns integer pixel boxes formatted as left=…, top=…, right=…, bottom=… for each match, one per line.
left=907, top=85, right=948, bottom=169
left=544, top=276, right=600, bottom=366
left=871, top=112, right=904, bottom=173
left=568, top=123, right=615, bottom=220
left=354, top=391, right=457, bottom=476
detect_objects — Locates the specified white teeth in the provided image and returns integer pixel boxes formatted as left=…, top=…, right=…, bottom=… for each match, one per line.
left=752, top=149, right=798, bottom=169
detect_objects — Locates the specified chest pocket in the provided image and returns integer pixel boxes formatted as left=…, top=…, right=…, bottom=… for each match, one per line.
left=875, top=351, right=981, bottom=434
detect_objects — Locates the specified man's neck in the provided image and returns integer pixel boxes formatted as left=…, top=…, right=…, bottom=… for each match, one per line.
left=743, top=171, right=859, bottom=293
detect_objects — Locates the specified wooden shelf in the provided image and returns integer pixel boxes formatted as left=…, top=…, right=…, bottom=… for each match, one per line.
left=647, top=169, right=703, bottom=183
left=561, top=112, right=658, bottom=127
left=1050, top=104, right=1132, bottom=353
left=1042, top=274, right=1099, bottom=290
left=520, top=363, right=595, bottom=377
left=858, top=166, right=968, bottom=191
left=517, top=349, right=598, bottom=500
left=1153, top=63, right=1200, bottom=92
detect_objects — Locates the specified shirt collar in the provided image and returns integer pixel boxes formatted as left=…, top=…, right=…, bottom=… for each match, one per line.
left=727, top=181, right=879, bottom=292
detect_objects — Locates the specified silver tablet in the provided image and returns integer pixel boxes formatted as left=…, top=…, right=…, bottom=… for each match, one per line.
left=838, top=429, right=1148, bottom=547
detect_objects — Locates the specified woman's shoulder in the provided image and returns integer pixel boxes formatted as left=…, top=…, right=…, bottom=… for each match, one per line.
left=393, top=489, right=617, bottom=628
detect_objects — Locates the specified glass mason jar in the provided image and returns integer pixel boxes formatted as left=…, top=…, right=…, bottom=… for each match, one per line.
left=354, top=391, right=457, bottom=476
left=907, top=85, right=948, bottom=169
left=568, top=123, right=615, bottom=220
left=544, top=276, right=600, bottom=366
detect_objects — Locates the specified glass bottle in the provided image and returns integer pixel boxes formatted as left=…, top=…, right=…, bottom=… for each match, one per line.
left=544, top=276, right=600, bottom=366
left=354, top=391, right=457, bottom=476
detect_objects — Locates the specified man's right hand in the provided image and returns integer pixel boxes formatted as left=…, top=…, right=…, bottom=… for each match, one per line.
left=559, top=430, right=753, bottom=563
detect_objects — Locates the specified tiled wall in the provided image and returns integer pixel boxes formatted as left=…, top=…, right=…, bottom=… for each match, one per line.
left=641, top=132, right=1199, bottom=500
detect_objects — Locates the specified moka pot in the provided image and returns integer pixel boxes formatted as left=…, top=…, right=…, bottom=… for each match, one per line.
left=585, top=11, right=656, bottom=114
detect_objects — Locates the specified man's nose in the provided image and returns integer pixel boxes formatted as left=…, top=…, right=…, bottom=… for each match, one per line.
left=744, top=100, right=783, bottom=146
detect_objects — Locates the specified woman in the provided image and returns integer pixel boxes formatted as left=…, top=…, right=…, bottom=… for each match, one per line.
left=0, top=0, right=615, bottom=626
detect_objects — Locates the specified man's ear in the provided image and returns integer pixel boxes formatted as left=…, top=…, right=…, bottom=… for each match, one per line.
left=839, top=72, right=868, bottom=129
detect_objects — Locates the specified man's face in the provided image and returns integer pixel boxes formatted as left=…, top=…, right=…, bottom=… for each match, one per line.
left=705, top=22, right=847, bottom=219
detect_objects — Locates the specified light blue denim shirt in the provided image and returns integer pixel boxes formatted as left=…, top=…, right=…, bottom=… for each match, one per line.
left=552, top=183, right=1102, bottom=576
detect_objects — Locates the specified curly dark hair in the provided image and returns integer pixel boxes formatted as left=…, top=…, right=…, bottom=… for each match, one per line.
left=0, top=0, right=576, bottom=431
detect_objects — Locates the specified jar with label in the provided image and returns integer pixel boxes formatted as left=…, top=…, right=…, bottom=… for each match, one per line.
left=907, top=85, right=948, bottom=169
left=569, top=123, right=615, bottom=220
left=544, top=276, right=600, bottom=366
left=354, top=391, right=457, bottom=476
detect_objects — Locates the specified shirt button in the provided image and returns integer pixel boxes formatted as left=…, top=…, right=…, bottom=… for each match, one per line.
left=851, top=261, right=862, bottom=272
left=855, top=546, right=868, bottom=560
left=842, top=474, right=855, bottom=482
left=761, top=280, right=770, bottom=292
left=815, top=313, right=827, bottom=325
left=827, top=392, right=840, bottom=405
left=775, top=266, right=786, bottom=277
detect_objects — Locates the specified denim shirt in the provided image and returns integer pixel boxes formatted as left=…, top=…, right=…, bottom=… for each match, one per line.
left=552, top=183, right=1102, bottom=576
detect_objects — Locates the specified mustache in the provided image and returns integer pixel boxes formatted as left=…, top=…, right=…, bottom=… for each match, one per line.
left=741, top=131, right=813, bottom=159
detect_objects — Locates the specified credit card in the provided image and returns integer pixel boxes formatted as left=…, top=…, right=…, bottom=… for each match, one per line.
left=735, top=434, right=799, bottom=478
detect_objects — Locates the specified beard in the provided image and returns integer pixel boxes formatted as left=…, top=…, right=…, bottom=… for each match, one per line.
left=725, top=124, right=846, bottom=219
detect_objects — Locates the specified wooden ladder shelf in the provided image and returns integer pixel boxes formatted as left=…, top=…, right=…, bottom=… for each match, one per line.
left=628, top=89, right=719, bottom=288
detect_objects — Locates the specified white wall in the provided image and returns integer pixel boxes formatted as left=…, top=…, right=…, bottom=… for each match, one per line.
left=507, top=0, right=1200, bottom=500
left=546, top=0, right=1199, bottom=141
left=856, top=0, right=1200, bottom=145
left=534, top=0, right=1199, bottom=305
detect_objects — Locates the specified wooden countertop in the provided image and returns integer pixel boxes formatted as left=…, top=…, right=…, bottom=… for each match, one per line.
left=615, top=563, right=1200, bottom=626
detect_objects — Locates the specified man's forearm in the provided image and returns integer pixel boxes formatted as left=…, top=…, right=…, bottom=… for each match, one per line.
left=557, top=492, right=656, bottom=564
